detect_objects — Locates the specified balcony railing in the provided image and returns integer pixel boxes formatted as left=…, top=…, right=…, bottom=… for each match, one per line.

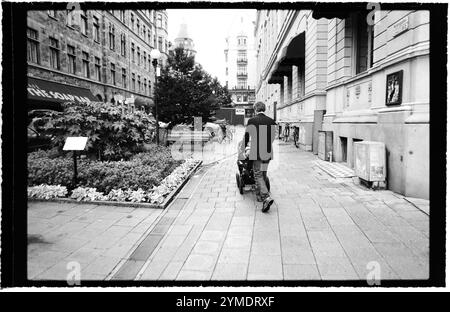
left=237, top=72, right=247, bottom=77
left=237, top=57, right=247, bottom=63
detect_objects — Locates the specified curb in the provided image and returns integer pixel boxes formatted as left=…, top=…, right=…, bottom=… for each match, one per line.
left=28, top=161, right=203, bottom=209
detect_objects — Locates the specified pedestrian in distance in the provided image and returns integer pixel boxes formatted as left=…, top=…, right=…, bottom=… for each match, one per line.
left=243, top=101, right=276, bottom=212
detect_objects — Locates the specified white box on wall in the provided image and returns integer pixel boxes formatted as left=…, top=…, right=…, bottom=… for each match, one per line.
left=354, top=141, right=386, bottom=182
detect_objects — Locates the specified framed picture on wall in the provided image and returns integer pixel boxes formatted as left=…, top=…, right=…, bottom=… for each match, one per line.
left=386, top=70, right=403, bottom=105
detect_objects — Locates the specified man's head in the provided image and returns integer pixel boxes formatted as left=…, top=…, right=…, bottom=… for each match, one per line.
left=253, top=101, right=266, bottom=113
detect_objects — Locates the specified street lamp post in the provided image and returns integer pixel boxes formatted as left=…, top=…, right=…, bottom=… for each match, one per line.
left=150, top=49, right=162, bottom=145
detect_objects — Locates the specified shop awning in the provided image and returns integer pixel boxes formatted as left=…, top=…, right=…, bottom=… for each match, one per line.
left=134, top=97, right=154, bottom=108
left=277, top=33, right=305, bottom=66
left=268, top=33, right=305, bottom=85
left=27, top=77, right=97, bottom=108
left=311, top=3, right=370, bottom=20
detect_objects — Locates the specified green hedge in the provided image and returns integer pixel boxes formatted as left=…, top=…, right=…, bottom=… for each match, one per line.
left=28, top=145, right=182, bottom=194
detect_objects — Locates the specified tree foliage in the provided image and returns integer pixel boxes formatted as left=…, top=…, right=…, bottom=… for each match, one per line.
left=39, top=101, right=155, bottom=161
left=154, top=47, right=231, bottom=127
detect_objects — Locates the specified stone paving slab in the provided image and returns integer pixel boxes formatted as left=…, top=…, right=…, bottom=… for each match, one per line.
left=27, top=202, right=163, bottom=281
left=135, top=141, right=428, bottom=282
left=28, top=138, right=429, bottom=283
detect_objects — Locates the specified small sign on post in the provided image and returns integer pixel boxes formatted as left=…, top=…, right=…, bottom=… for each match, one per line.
left=63, top=137, right=88, bottom=188
left=235, top=108, right=245, bottom=115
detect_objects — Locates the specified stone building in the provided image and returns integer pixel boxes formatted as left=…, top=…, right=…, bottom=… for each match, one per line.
left=224, top=17, right=256, bottom=122
left=255, top=9, right=429, bottom=199
left=27, top=9, right=169, bottom=112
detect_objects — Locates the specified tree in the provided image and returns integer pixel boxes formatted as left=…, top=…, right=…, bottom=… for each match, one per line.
left=154, top=47, right=230, bottom=127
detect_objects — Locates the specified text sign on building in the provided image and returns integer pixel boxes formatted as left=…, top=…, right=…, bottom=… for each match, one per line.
left=235, top=108, right=245, bottom=115
left=393, top=17, right=409, bottom=37
left=63, top=137, right=88, bottom=151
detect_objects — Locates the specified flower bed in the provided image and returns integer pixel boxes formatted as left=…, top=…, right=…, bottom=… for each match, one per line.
left=28, top=147, right=201, bottom=205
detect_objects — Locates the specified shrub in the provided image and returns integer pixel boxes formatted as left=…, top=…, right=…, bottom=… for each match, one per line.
left=39, top=101, right=155, bottom=161
left=28, top=145, right=183, bottom=194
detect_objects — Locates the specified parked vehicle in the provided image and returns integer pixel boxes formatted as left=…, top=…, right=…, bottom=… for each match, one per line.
left=28, top=126, right=53, bottom=152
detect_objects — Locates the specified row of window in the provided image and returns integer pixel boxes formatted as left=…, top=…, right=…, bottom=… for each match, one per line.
left=28, top=29, right=152, bottom=96
left=28, top=25, right=163, bottom=72
left=48, top=10, right=168, bottom=54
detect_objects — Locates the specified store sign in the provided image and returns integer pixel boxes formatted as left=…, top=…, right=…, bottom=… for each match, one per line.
left=393, top=17, right=409, bottom=37
left=27, top=78, right=97, bottom=104
left=235, top=108, right=245, bottom=115
left=28, top=84, right=92, bottom=103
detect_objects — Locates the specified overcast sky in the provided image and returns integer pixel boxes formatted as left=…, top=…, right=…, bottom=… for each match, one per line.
left=167, top=9, right=256, bottom=84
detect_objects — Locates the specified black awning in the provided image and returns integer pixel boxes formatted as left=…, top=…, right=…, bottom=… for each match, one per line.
left=311, top=3, right=370, bottom=20
left=134, top=96, right=154, bottom=108
left=27, top=77, right=97, bottom=105
left=312, top=10, right=351, bottom=20
left=278, top=33, right=305, bottom=66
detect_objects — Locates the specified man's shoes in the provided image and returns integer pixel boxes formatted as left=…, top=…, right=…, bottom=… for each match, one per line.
left=262, top=197, right=274, bottom=213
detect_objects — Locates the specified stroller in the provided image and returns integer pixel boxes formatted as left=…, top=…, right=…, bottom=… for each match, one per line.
left=236, top=140, right=270, bottom=195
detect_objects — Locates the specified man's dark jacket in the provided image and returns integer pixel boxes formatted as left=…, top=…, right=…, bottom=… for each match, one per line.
left=244, top=113, right=277, bottom=162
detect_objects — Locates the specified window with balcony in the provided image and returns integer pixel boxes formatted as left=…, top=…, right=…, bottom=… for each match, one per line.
left=122, top=68, right=127, bottom=88
left=137, top=75, right=141, bottom=92
left=94, top=57, right=101, bottom=81
left=66, top=10, right=76, bottom=27
left=49, top=37, right=60, bottom=69
left=158, top=37, right=163, bottom=52
left=67, top=45, right=76, bottom=74
left=131, top=42, right=135, bottom=62
left=352, top=13, right=374, bottom=75
left=109, top=24, right=115, bottom=50
left=137, top=47, right=141, bottom=65
left=157, top=14, right=162, bottom=28
left=121, top=34, right=126, bottom=56
left=110, top=63, right=116, bottom=85
left=130, top=13, right=135, bottom=31
left=82, top=52, right=90, bottom=78
left=93, top=16, right=100, bottom=42
left=132, top=73, right=136, bottom=91
left=143, top=51, right=147, bottom=69
left=80, top=10, right=88, bottom=36
left=136, top=19, right=140, bottom=35
left=27, top=28, right=39, bottom=64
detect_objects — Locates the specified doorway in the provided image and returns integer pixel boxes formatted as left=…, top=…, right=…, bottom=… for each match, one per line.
left=340, top=136, right=348, bottom=162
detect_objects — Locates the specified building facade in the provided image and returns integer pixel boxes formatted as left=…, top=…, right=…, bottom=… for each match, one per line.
left=224, top=17, right=256, bottom=121
left=255, top=9, right=429, bottom=199
left=27, top=9, right=169, bottom=112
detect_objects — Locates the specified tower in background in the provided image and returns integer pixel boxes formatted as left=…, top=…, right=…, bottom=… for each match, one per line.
left=173, top=22, right=196, bottom=57
left=224, top=16, right=256, bottom=120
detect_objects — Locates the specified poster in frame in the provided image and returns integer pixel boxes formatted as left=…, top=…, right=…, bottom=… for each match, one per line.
left=386, top=70, right=403, bottom=106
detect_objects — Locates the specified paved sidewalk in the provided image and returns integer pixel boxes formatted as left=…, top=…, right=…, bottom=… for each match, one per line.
left=28, top=203, right=163, bottom=280
left=133, top=142, right=429, bottom=281
left=28, top=139, right=429, bottom=282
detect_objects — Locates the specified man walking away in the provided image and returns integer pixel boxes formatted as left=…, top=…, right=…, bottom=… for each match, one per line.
left=244, top=101, right=277, bottom=212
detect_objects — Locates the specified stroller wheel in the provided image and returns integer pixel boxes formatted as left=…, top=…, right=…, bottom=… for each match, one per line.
left=264, top=176, right=271, bottom=192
